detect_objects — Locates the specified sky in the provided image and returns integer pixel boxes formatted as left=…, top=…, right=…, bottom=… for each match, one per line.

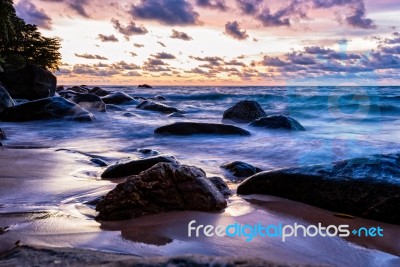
left=14, top=0, right=400, bottom=86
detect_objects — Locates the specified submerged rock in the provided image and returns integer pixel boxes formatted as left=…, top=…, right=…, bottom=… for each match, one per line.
left=101, top=92, right=134, bottom=105
left=0, top=64, right=56, bottom=100
left=89, top=87, right=109, bottom=97
left=90, top=158, right=108, bottom=167
left=106, top=104, right=126, bottom=111
left=221, top=161, right=262, bottom=179
left=168, top=112, right=185, bottom=118
left=96, top=162, right=227, bottom=220
left=0, top=84, right=15, bottom=112
left=0, top=128, right=6, bottom=140
left=208, top=176, right=232, bottom=198
left=136, top=100, right=181, bottom=114
left=137, top=148, right=160, bottom=157
left=250, top=115, right=305, bottom=131
left=155, top=122, right=250, bottom=136
left=237, top=153, right=400, bottom=224
left=67, top=86, right=89, bottom=94
left=222, top=100, right=267, bottom=123
left=68, top=93, right=106, bottom=112
left=0, top=97, right=95, bottom=122
left=101, top=155, right=179, bottom=178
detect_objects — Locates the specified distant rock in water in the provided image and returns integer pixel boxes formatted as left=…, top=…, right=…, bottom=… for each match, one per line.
left=0, top=128, right=6, bottom=140
left=153, top=95, right=166, bottom=101
left=89, top=87, right=110, bottom=97
left=208, top=176, right=232, bottom=198
left=222, top=100, right=267, bottom=123
left=221, top=161, right=262, bottom=179
left=168, top=112, right=185, bottom=118
left=138, top=84, right=152, bottom=88
left=0, top=64, right=56, bottom=100
left=0, top=97, right=95, bottom=122
left=101, top=155, right=179, bottom=178
left=68, top=93, right=106, bottom=112
left=155, top=122, right=251, bottom=136
left=137, top=148, right=160, bottom=157
left=250, top=115, right=305, bottom=131
left=101, top=92, right=134, bottom=105
left=136, top=100, right=182, bottom=114
left=105, top=104, right=126, bottom=111
left=67, top=86, right=89, bottom=94
left=237, top=153, right=400, bottom=224
left=90, top=158, right=109, bottom=167
left=0, top=84, right=15, bottom=112
left=96, top=162, right=227, bottom=220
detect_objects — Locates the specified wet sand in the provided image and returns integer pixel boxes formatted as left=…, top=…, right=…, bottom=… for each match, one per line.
left=0, top=147, right=399, bottom=266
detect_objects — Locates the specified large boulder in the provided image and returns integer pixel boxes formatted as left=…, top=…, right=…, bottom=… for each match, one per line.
left=221, top=161, right=262, bottom=179
left=0, top=64, right=56, bottom=100
left=89, top=87, right=109, bottom=97
left=237, top=153, right=400, bottom=224
left=101, top=92, right=134, bottom=105
left=96, top=162, right=227, bottom=220
left=155, top=122, right=250, bottom=136
left=0, top=97, right=95, bottom=122
left=250, top=115, right=305, bottom=131
left=101, top=155, right=179, bottom=178
left=0, top=84, right=15, bottom=112
left=68, top=93, right=106, bottom=112
left=208, top=176, right=232, bottom=198
left=136, top=100, right=182, bottom=114
left=222, top=100, right=267, bottom=123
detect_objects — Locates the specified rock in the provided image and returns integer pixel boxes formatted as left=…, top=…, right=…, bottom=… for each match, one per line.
left=250, top=115, right=305, bottom=131
left=101, top=92, right=134, bottom=105
left=90, top=158, right=108, bottom=167
left=153, top=95, right=166, bottom=101
left=155, top=122, right=250, bottom=136
left=0, top=141, right=3, bottom=147
left=0, top=128, right=6, bottom=140
left=237, top=153, right=400, bottom=224
left=137, top=148, right=160, bottom=157
left=89, top=87, right=109, bottom=97
left=0, top=97, right=95, bottom=122
left=68, top=93, right=106, bottom=112
left=208, top=176, right=232, bottom=198
left=96, top=162, right=227, bottom=220
left=122, top=112, right=137, bottom=117
left=221, top=161, right=262, bottom=179
left=138, top=84, right=152, bottom=88
left=106, top=104, right=126, bottom=111
left=168, top=112, right=185, bottom=118
left=0, top=84, right=15, bottom=112
left=137, top=100, right=182, bottom=114
left=67, top=86, right=89, bottom=94
left=0, top=64, right=56, bottom=100
left=101, top=155, right=179, bottom=178
left=56, top=86, right=65, bottom=92
left=222, top=100, right=267, bottom=123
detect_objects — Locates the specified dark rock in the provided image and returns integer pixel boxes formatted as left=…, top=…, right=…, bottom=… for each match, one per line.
left=0, top=64, right=56, bottom=100
left=56, top=86, right=65, bottom=92
left=168, top=112, right=185, bottom=118
left=155, top=122, right=250, bottom=136
left=221, top=161, right=262, bottom=179
left=208, top=176, right=232, bottom=198
left=0, top=84, right=15, bottom=112
left=0, top=141, right=3, bottom=147
left=89, top=87, right=109, bottom=97
left=85, top=196, right=105, bottom=206
left=106, top=104, right=126, bottom=111
left=138, top=148, right=160, bottom=157
left=68, top=93, right=106, bottom=112
left=96, top=162, right=227, bottom=220
left=237, top=153, right=400, bottom=224
left=133, top=96, right=147, bottom=101
left=101, top=155, right=179, bottom=178
left=153, top=95, right=166, bottom=101
left=0, top=128, right=6, bottom=140
left=222, top=100, right=267, bottom=123
left=250, top=115, right=305, bottom=131
left=138, top=84, right=152, bottom=88
left=101, top=92, right=134, bottom=105
left=122, top=112, right=137, bottom=117
left=137, top=100, right=182, bottom=114
left=67, top=86, right=89, bottom=94
left=90, top=158, right=108, bottom=167
left=0, top=97, right=95, bottom=122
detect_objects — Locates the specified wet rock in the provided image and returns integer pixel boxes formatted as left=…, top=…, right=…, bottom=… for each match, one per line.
left=138, top=84, right=152, bottom=88
left=96, top=162, right=227, bottom=220
left=208, top=176, right=232, bottom=198
left=0, top=64, right=56, bottom=100
left=237, top=153, right=400, bottom=224
left=153, top=95, right=166, bottom=101
left=221, top=161, right=262, bottom=179
left=0, top=141, right=3, bottom=147
left=67, top=86, right=89, bottom=94
left=137, top=100, right=182, bottom=114
left=155, top=122, right=250, bottom=136
left=0, top=84, right=15, bottom=112
left=0, top=97, right=95, bottom=122
left=0, top=128, right=6, bottom=140
left=68, top=93, right=106, bottom=112
left=90, top=158, right=108, bottom=167
left=106, top=104, right=126, bottom=111
left=101, top=155, right=179, bottom=178
left=56, top=85, right=65, bottom=92
left=138, top=148, right=160, bottom=157
left=250, top=115, right=305, bottom=131
left=89, top=87, right=109, bottom=97
left=101, top=92, right=134, bottom=105
left=222, top=100, right=267, bottom=123
left=168, top=112, right=185, bottom=118
left=122, top=112, right=137, bottom=117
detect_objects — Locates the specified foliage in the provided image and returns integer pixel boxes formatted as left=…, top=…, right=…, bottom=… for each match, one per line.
left=0, top=0, right=61, bottom=70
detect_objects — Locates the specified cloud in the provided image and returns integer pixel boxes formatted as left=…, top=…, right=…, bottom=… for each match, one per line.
left=130, top=0, right=200, bottom=26
left=130, top=52, right=138, bottom=57
left=225, top=59, right=247, bottom=66
left=384, top=32, right=400, bottom=44
left=195, top=0, right=227, bottom=11
left=225, top=21, right=249, bottom=40
left=111, top=19, right=148, bottom=37
left=170, top=29, right=193, bottom=41
left=380, top=46, right=400, bottom=54
left=72, top=64, right=120, bottom=76
left=235, top=0, right=262, bottom=15
left=98, top=34, right=119, bottom=42
left=261, top=56, right=289, bottom=67
left=75, top=53, right=108, bottom=60
left=152, top=52, right=176, bottom=59
left=257, top=7, right=290, bottom=27
left=190, top=56, right=224, bottom=67
left=157, top=41, right=166, bottom=47
left=112, top=61, right=141, bottom=70
left=15, top=0, right=52, bottom=29
left=345, top=3, right=376, bottom=29
left=134, top=43, right=144, bottom=48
